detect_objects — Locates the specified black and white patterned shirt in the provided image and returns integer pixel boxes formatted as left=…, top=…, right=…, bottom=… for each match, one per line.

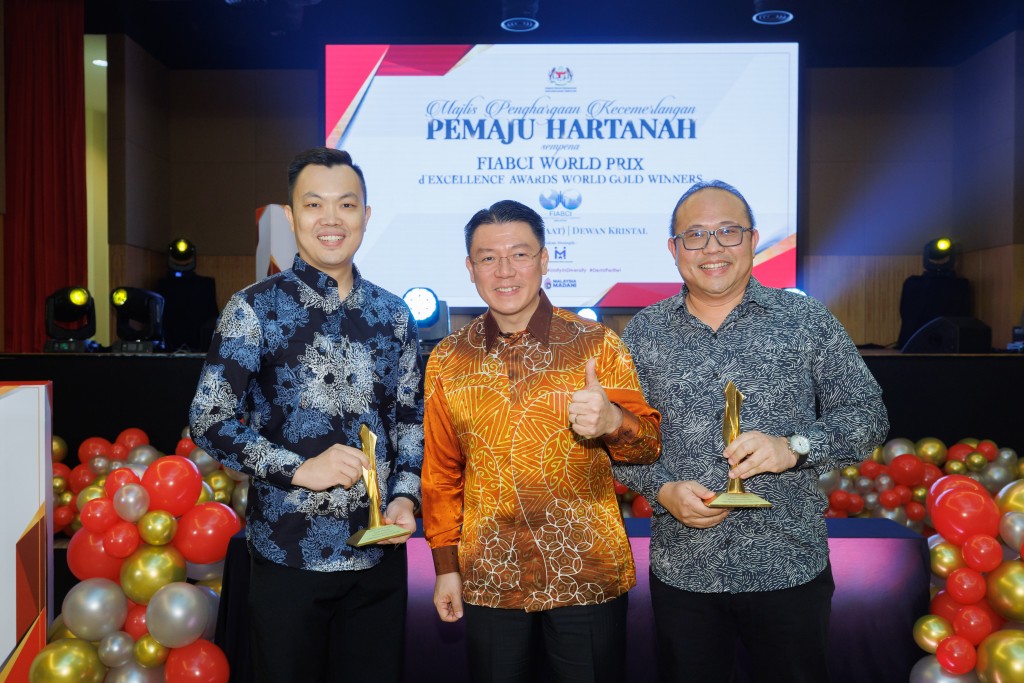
left=613, top=278, right=888, bottom=592
left=189, top=256, right=424, bottom=571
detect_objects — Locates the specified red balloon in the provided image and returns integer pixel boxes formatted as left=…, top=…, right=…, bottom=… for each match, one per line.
left=174, top=502, right=242, bottom=564
left=53, top=505, right=75, bottom=532
left=68, top=463, right=96, bottom=494
left=859, top=460, right=882, bottom=479
left=117, top=427, right=150, bottom=449
left=968, top=596, right=1005, bottom=631
left=824, top=508, right=848, bottom=518
left=103, top=520, right=142, bottom=559
left=829, top=490, right=851, bottom=512
left=104, top=468, right=142, bottom=498
left=894, top=484, right=913, bottom=505
left=946, top=443, right=974, bottom=463
left=77, top=436, right=113, bottom=463
left=53, top=462, right=73, bottom=481
left=976, top=439, right=999, bottom=462
left=612, top=480, right=629, bottom=496
left=931, top=590, right=964, bottom=623
left=905, top=501, right=926, bottom=522
left=176, top=438, right=198, bottom=458
left=932, top=489, right=1000, bottom=546
left=935, top=635, right=977, bottom=675
left=631, top=496, right=653, bottom=518
left=946, top=567, right=986, bottom=605
left=953, top=604, right=995, bottom=645
left=928, top=475, right=987, bottom=515
left=142, top=456, right=203, bottom=517
left=80, top=498, right=119, bottom=534
left=846, top=493, right=865, bottom=515
left=123, top=603, right=149, bottom=640
left=165, top=639, right=230, bottom=683
left=111, top=442, right=129, bottom=461
left=921, top=463, right=944, bottom=487
left=961, top=535, right=1003, bottom=573
left=66, top=528, right=125, bottom=582
left=879, top=489, right=902, bottom=510
left=890, top=453, right=925, bottom=487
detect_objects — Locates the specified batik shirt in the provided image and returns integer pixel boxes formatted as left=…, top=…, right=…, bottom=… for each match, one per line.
left=189, top=256, right=423, bottom=571
left=423, top=292, right=661, bottom=611
left=614, top=278, right=888, bottom=593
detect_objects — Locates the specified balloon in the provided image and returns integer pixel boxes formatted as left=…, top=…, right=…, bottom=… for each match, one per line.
left=892, top=453, right=927, bottom=486
left=995, top=448, right=1019, bottom=469
left=877, top=473, right=895, bottom=491
left=173, top=502, right=241, bottom=564
left=946, top=461, right=969, bottom=476
left=909, top=654, right=980, bottom=683
left=980, top=465, right=1015, bottom=495
left=987, top=561, right=1024, bottom=621
left=146, top=582, right=210, bottom=648
left=194, top=585, right=220, bottom=640
left=176, top=438, right=198, bottom=458
left=62, top=578, right=129, bottom=642
left=29, top=638, right=106, bottom=683
left=936, top=635, right=977, bottom=675
left=46, top=613, right=75, bottom=643
left=164, top=639, right=230, bottom=683
left=1000, top=512, right=1024, bottom=551
left=947, top=568, right=987, bottom=605
left=631, top=495, right=653, bottom=518
left=196, top=576, right=222, bottom=596
left=915, top=614, right=954, bottom=653
left=98, top=631, right=136, bottom=668
left=879, top=489, right=902, bottom=510
left=187, top=560, right=225, bottom=582
left=948, top=443, right=975, bottom=463
left=67, top=528, right=126, bottom=582
left=203, top=470, right=235, bottom=504
left=230, top=480, right=248, bottom=520
left=114, top=483, right=151, bottom=523
left=68, top=464, right=96, bottom=494
left=222, top=466, right=248, bottom=483
left=860, top=460, right=883, bottom=479
left=53, top=505, right=75, bottom=532
left=142, top=456, right=202, bottom=517
left=188, top=448, right=220, bottom=476
left=89, top=456, right=112, bottom=476
left=105, top=468, right=143, bottom=498
left=123, top=604, right=149, bottom=640
left=847, top=493, right=865, bottom=515
left=117, top=428, right=150, bottom=449
left=76, top=484, right=106, bottom=513
left=917, top=438, right=949, bottom=466
left=883, top=437, right=916, bottom=464
left=966, top=453, right=989, bottom=473
left=138, top=510, right=178, bottom=546
left=997, top=481, right=1024, bottom=516
left=104, top=520, right=143, bottom=559
left=976, top=629, right=1024, bottom=683
left=134, top=634, right=169, bottom=668
left=923, top=465, right=945, bottom=488
left=829, top=489, right=851, bottom=511
left=930, top=476, right=988, bottom=513
left=52, top=434, right=69, bottom=462
left=120, top=544, right=188, bottom=605
left=878, top=505, right=908, bottom=525
left=933, top=489, right=1000, bottom=546
left=818, top=469, right=841, bottom=494
left=907, top=501, right=927, bottom=522
left=953, top=605, right=995, bottom=646
left=78, top=436, right=113, bottom=463
left=976, top=440, right=999, bottom=462
left=128, top=445, right=162, bottom=468
left=932, top=590, right=966, bottom=623
left=613, top=480, right=629, bottom=496
left=963, top=535, right=1004, bottom=573
left=80, top=498, right=119, bottom=534
left=104, top=660, right=166, bottom=683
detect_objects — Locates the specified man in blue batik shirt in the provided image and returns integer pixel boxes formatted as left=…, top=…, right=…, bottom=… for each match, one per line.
left=613, top=180, right=888, bottom=683
left=189, top=148, right=423, bottom=683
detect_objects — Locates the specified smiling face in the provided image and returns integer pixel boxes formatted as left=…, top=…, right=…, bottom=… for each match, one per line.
left=285, top=163, right=371, bottom=285
left=668, top=187, right=759, bottom=308
left=466, top=220, right=549, bottom=333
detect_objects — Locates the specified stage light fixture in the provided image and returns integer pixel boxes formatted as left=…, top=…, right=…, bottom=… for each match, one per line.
left=923, top=237, right=955, bottom=275
left=403, top=287, right=450, bottom=353
left=44, top=286, right=97, bottom=352
left=501, top=0, right=540, bottom=31
left=752, top=0, right=794, bottom=24
left=168, top=238, right=197, bottom=277
left=577, top=307, right=599, bottom=322
left=111, top=287, right=166, bottom=353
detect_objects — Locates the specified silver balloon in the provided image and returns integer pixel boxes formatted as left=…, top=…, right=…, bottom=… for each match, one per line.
left=181, top=426, right=191, bottom=439
left=907, top=520, right=925, bottom=534
left=1000, top=511, right=1024, bottom=550
left=105, top=661, right=166, bottom=683
left=864, top=492, right=880, bottom=511
left=838, top=477, right=855, bottom=493
left=966, top=472, right=984, bottom=484
left=817, top=469, right=841, bottom=494
left=223, top=465, right=248, bottom=483
left=127, top=444, right=161, bottom=467
left=89, top=456, right=111, bottom=476
left=883, top=437, right=916, bottom=465
left=187, top=448, right=220, bottom=476
left=855, top=476, right=875, bottom=495
left=231, top=480, right=249, bottom=519
left=97, top=630, right=135, bottom=668
left=62, top=578, right=129, bottom=641
left=186, top=560, right=225, bottom=582
left=996, top=448, right=1019, bottom=468
left=194, top=584, right=221, bottom=640
left=110, top=459, right=126, bottom=471
left=113, top=483, right=150, bottom=522
left=928, top=533, right=947, bottom=549
left=877, top=505, right=907, bottom=525
left=981, top=464, right=1015, bottom=494
left=909, top=654, right=980, bottom=682
left=128, top=463, right=148, bottom=480
left=875, top=473, right=894, bottom=491
left=146, top=582, right=209, bottom=648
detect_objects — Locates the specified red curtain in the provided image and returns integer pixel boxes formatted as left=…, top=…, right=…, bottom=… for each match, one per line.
left=3, top=0, right=86, bottom=352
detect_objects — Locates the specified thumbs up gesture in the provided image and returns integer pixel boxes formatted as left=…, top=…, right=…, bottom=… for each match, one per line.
left=568, top=358, right=623, bottom=439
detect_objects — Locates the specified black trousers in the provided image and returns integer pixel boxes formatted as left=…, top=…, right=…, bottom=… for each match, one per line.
left=650, top=563, right=834, bottom=683
left=463, top=593, right=629, bottom=683
left=248, top=545, right=408, bottom=683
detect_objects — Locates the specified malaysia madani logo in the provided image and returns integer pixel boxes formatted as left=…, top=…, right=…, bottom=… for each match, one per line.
left=549, top=66, right=573, bottom=85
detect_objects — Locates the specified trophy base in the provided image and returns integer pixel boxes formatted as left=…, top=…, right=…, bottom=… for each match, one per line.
left=706, top=491, right=772, bottom=508
left=346, top=524, right=413, bottom=547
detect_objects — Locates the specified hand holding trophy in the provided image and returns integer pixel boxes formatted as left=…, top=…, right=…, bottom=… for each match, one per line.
left=346, top=424, right=415, bottom=546
left=706, top=381, right=771, bottom=509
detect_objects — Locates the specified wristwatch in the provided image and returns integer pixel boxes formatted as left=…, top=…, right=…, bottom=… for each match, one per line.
left=787, top=434, right=810, bottom=469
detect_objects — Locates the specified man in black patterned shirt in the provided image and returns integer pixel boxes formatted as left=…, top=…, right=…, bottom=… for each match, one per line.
left=613, top=180, right=888, bottom=683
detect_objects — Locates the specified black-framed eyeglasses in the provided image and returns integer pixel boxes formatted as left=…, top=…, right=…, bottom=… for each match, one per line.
left=673, top=226, right=753, bottom=251
left=470, top=250, right=542, bottom=271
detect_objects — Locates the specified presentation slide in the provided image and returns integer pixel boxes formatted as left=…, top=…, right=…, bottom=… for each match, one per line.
left=325, top=43, right=798, bottom=309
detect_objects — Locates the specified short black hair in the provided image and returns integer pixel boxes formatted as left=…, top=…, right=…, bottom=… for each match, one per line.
left=464, top=200, right=545, bottom=253
left=287, top=147, right=367, bottom=206
left=670, top=180, right=756, bottom=235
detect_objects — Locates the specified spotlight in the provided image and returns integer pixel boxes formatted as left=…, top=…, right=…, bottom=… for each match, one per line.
left=752, top=0, right=794, bottom=24
left=923, top=237, right=955, bottom=275
left=44, top=286, right=97, bottom=352
left=168, top=238, right=197, bottom=276
left=403, top=287, right=450, bottom=353
left=577, top=307, right=599, bottom=322
left=501, top=0, right=540, bottom=31
left=111, top=287, right=166, bottom=353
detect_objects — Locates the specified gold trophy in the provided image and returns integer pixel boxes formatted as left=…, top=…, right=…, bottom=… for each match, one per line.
left=706, top=381, right=772, bottom=509
left=346, top=424, right=414, bottom=547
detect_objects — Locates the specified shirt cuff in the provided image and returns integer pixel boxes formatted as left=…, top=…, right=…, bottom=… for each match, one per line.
left=432, top=545, right=460, bottom=576
left=602, top=405, right=640, bottom=446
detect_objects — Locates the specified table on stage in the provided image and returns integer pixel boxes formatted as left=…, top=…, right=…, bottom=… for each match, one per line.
left=215, top=517, right=929, bottom=682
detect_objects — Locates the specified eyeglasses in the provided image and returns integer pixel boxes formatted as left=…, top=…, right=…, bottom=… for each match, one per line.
left=673, top=226, right=753, bottom=251
left=470, top=250, right=542, bottom=271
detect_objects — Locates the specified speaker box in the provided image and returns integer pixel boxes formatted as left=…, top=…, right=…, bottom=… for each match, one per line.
left=901, top=316, right=992, bottom=354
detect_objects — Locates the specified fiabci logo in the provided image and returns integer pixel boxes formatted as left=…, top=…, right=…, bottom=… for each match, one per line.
left=548, top=66, right=573, bottom=85
left=538, top=189, right=582, bottom=211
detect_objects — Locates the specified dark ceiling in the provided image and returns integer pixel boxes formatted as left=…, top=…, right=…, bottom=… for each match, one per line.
left=86, top=0, right=1023, bottom=71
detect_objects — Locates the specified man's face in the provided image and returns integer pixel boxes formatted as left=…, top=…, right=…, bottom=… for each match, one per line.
left=285, top=164, right=370, bottom=281
left=466, top=220, right=549, bottom=332
left=668, top=188, right=759, bottom=301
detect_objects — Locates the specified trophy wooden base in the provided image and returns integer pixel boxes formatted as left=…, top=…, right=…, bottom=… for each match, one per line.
left=346, top=524, right=412, bottom=547
left=706, top=491, right=772, bottom=508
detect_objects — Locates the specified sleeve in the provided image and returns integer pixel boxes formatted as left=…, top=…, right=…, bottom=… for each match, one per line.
left=420, top=348, right=466, bottom=575
left=188, top=293, right=306, bottom=490
left=387, top=306, right=425, bottom=508
left=598, top=329, right=661, bottom=464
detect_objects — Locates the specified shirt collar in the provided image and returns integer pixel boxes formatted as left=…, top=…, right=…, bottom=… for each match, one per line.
left=673, top=277, right=772, bottom=315
left=483, top=289, right=553, bottom=352
left=291, top=254, right=361, bottom=299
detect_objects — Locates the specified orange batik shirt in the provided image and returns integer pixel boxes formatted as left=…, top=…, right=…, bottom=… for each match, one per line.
left=422, top=292, right=661, bottom=612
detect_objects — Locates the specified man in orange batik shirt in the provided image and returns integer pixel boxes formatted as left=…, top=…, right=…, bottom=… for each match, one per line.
left=422, top=199, right=661, bottom=683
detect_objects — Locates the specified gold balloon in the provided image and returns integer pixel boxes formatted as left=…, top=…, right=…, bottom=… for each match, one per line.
left=205, top=470, right=235, bottom=498
left=137, top=510, right=178, bottom=546
left=46, top=614, right=76, bottom=643
left=197, top=481, right=214, bottom=504
left=76, top=485, right=106, bottom=512
left=913, top=614, right=953, bottom=654
left=916, top=437, right=948, bottom=466
left=197, top=576, right=222, bottom=595
left=931, top=542, right=966, bottom=579
left=912, top=486, right=929, bottom=504
left=119, top=544, right=187, bottom=604
left=997, top=481, right=1024, bottom=515
left=58, top=490, right=74, bottom=507
left=29, top=638, right=106, bottom=683
left=52, top=476, right=68, bottom=496
left=945, top=460, right=968, bottom=475
left=134, top=634, right=169, bottom=668
left=870, top=445, right=885, bottom=463
left=987, top=562, right=1024, bottom=621
left=967, top=452, right=990, bottom=472
left=841, top=465, right=859, bottom=479
left=1017, top=461, right=1024, bottom=481
left=976, top=628, right=1024, bottom=683
left=960, top=438, right=980, bottom=448
left=52, top=435, right=68, bottom=463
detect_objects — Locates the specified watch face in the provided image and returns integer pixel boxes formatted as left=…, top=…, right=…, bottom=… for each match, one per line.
left=790, top=435, right=811, bottom=455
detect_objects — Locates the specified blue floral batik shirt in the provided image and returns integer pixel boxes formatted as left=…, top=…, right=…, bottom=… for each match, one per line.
left=613, top=278, right=888, bottom=593
left=190, top=256, right=424, bottom=571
